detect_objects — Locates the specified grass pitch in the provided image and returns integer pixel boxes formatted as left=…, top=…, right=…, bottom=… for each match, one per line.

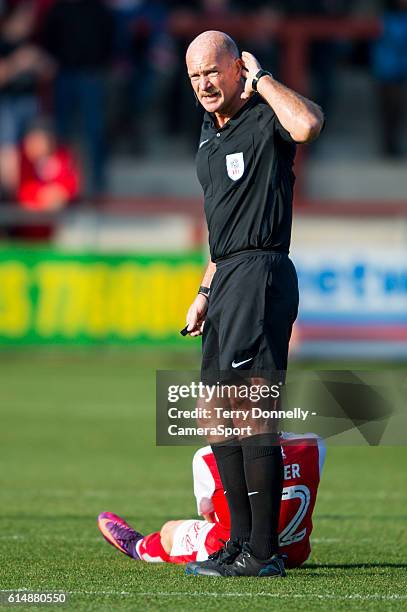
left=0, top=350, right=406, bottom=611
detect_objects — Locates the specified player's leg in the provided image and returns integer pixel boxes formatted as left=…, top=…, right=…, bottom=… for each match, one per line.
left=97, top=511, right=227, bottom=565
left=160, top=520, right=184, bottom=555
left=98, top=513, right=194, bottom=563
left=162, top=519, right=227, bottom=564
left=136, top=520, right=184, bottom=562
left=97, top=512, right=144, bottom=560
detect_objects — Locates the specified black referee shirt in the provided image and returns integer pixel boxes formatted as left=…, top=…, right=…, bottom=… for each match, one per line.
left=196, top=94, right=297, bottom=262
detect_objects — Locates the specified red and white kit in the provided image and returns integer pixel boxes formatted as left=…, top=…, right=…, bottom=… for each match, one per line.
left=137, top=433, right=326, bottom=567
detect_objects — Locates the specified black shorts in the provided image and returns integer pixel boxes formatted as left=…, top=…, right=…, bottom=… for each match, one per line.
left=201, top=250, right=299, bottom=384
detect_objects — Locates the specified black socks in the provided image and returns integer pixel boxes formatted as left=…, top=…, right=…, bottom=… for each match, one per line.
left=211, top=433, right=284, bottom=559
left=241, top=433, right=284, bottom=559
left=211, top=439, right=251, bottom=543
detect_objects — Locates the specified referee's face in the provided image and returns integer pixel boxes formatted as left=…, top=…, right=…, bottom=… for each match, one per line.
left=186, top=47, right=242, bottom=114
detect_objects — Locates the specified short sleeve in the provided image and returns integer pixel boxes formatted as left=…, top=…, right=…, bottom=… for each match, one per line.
left=256, top=100, right=296, bottom=143
left=192, top=447, right=216, bottom=515
left=273, top=114, right=297, bottom=143
left=275, top=113, right=326, bottom=143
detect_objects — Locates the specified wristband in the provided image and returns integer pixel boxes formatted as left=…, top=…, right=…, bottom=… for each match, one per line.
left=198, top=285, right=210, bottom=299
left=252, top=69, right=272, bottom=92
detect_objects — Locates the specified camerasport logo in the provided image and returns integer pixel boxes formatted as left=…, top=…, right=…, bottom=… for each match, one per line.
left=226, top=152, right=244, bottom=180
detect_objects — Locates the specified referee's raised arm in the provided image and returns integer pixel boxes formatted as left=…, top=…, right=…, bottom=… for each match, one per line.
left=240, top=50, right=324, bottom=143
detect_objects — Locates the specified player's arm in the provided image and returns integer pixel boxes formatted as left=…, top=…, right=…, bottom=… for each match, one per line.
left=185, top=259, right=216, bottom=337
left=192, top=447, right=217, bottom=521
left=240, top=51, right=324, bottom=144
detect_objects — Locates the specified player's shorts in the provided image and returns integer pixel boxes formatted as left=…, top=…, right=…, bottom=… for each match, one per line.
left=202, top=250, right=299, bottom=384
left=169, top=519, right=229, bottom=563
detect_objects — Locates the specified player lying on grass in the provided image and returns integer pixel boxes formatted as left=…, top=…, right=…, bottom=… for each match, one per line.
left=98, top=433, right=326, bottom=571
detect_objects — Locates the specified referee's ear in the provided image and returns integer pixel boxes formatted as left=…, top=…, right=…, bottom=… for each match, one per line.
left=235, top=57, right=244, bottom=82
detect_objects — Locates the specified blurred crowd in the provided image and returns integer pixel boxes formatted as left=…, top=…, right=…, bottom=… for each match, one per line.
left=0, top=0, right=405, bottom=215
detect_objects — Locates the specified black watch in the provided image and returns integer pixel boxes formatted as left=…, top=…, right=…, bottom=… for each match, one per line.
left=198, top=285, right=210, bottom=299
left=252, top=69, right=272, bottom=92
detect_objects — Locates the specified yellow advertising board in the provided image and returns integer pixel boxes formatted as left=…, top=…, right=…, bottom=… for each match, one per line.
left=0, top=248, right=204, bottom=344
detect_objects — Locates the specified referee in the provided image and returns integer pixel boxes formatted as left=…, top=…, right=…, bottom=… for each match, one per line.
left=184, top=31, right=324, bottom=578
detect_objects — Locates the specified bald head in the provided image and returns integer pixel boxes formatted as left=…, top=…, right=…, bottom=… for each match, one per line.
left=186, top=30, right=243, bottom=116
left=186, top=30, right=239, bottom=64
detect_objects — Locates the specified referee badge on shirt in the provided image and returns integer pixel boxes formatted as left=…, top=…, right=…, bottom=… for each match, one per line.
left=226, top=152, right=244, bottom=181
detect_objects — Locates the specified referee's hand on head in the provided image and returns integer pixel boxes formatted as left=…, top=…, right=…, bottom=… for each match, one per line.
left=240, top=50, right=262, bottom=100
left=185, top=294, right=208, bottom=337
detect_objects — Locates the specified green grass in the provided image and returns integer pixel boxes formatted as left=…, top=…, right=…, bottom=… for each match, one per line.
left=0, top=351, right=406, bottom=611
